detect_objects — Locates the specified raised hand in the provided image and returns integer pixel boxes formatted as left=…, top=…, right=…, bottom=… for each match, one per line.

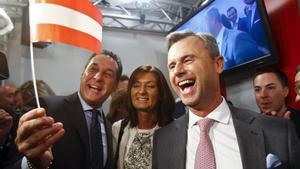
left=15, top=108, right=65, bottom=169
left=0, top=109, right=13, bottom=143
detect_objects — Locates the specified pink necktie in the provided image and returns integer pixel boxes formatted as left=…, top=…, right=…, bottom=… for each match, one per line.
left=194, top=118, right=216, bottom=169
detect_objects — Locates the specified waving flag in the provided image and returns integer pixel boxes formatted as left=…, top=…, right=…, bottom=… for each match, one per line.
left=29, top=0, right=103, bottom=53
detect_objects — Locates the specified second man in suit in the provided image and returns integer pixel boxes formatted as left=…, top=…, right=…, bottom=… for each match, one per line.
left=152, top=31, right=300, bottom=169
left=8, top=50, right=122, bottom=169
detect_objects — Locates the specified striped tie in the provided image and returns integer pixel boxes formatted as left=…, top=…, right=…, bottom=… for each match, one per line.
left=90, top=109, right=103, bottom=169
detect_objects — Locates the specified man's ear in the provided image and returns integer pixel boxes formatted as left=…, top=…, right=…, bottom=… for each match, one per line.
left=215, top=56, right=224, bottom=74
left=283, top=86, right=289, bottom=97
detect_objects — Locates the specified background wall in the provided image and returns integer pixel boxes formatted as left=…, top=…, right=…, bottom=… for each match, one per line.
left=5, top=23, right=168, bottom=111
left=4, top=0, right=300, bottom=113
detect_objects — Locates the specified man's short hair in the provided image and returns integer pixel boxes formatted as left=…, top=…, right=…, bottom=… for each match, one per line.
left=254, top=67, right=288, bottom=87
left=166, top=30, right=220, bottom=58
left=227, top=6, right=237, bottom=14
left=85, top=50, right=123, bottom=82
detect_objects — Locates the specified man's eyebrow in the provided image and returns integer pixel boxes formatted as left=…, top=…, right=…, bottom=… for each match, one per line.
left=265, top=83, right=276, bottom=87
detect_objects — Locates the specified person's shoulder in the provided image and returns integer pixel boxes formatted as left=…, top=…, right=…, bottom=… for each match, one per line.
left=155, top=114, right=187, bottom=136
left=112, top=119, right=123, bottom=128
left=230, top=105, right=289, bottom=127
left=39, top=93, right=78, bottom=107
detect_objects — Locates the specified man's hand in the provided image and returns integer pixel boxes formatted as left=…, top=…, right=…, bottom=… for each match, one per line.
left=15, top=108, right=65, bottom=169
left=0, top=109, right=13, bottom=143
left=263, top=110, right=291, bottom=120
left=283, top=111, right=291, bottom=120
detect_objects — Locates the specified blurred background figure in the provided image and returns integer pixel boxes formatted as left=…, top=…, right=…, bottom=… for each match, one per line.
left=0, top=84, right=17, bottom=113
left=253, top=68, right=300, bottom=137
left=102, top=74, right=129, bottom=113
left=1, top=80, right=56, bottom=167
left=173, top=98, right=187, bottom=119
left=226, top=6, right=248, bottom=32
left=117, top=74, right=129, bottom=89
left=15, top=80, right=55, bottom=113
left=106, top=88, right=128, bottom=124
left=112, top=65, right=175, bottom=169
left=0, top=8, right=14, bottom=36
left=220, top=14, right=232, bottom=29
left=0, top=108, right=13, bottom=167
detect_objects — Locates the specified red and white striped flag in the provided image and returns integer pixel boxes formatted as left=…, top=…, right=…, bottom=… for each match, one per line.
left=29, top=0, right=103, bottom=53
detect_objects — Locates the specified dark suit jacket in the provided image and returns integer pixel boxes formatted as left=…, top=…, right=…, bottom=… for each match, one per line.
left=237, top=17, right=249, bottom=33
left=247, top=6, right=268, bottom=49
left=221, top=28, right=262, bottom=69
left=4, top=93, right=113, bottom=169
left=288, top=107, right=300, bottom=138
left=153, top=106, right=300, bottom=169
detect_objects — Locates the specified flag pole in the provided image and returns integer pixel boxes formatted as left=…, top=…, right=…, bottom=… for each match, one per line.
left=29, top=4, right=40, bottom=108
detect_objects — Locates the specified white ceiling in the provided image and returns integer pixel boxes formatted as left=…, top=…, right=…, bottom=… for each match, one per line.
left=0, top=0, right=206, bottom=51
left=0, top=0, right=205, bottom=33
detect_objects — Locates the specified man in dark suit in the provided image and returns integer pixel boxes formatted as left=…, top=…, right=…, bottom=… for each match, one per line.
left=5, top=50, right=122, bottom=169
left=253, top=68, right=300, bottom=137
left=243, top=0, right=269, bottom=52
left=152, top=31, right=300, bottom=169
left=205, top=7, right=262, bottom=69
left=226, top=6, right=248, bottom=33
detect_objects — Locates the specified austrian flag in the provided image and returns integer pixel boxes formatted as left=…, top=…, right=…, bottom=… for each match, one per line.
left=29, top=0, right=103, bottom=53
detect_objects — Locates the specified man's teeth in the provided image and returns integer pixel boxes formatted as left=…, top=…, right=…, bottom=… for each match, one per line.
left=178, top=80, right=194, bottom=87
left=90, top=85, right=100, bottom=90
left=137, top=97, right=148, bottom=101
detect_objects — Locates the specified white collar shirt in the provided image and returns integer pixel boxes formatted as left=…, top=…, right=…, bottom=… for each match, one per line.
left=185, top=97, right=243, bottom=169
left=78, top=92, right=108, bottom=167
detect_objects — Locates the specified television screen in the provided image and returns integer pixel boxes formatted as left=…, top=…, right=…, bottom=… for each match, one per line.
left=171, top=0, right=278, bottom=74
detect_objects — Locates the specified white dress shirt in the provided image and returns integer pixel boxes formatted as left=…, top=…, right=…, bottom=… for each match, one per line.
left=78, top=92, right=108, bottom=166
left=185, top=97, right=243, bottom=169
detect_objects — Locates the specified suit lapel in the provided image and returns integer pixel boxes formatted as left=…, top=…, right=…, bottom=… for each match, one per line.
left=230, top=106, right=266, bottom=169
left=171, top=113, right=189, bottom=169
left=64, top=93, right=91, bottom=164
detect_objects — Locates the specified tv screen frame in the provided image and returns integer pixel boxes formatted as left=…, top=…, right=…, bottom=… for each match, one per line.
left=169, top=0, right=278, bottom=75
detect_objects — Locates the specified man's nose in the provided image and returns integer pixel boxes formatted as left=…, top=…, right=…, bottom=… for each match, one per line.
left=174, top=63, right=185, bottom=77
left=138, top=85, right=146, bottom=94
left=93, top=72, right=103, bottom=81
left=260, top=88, right=269, bottom=98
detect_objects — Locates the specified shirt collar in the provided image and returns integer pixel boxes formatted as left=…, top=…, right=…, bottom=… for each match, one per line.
left=249, top=2, right=257, bottom=11
left=188, top=96, right=231, bottom=128
left=77, top=92, right=102, bottom=112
